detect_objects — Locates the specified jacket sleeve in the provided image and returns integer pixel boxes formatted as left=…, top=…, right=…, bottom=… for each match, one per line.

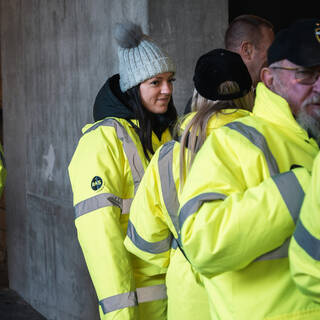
left=178, top=127, right=311, bottom=278
left=289, top=153, right=320, bottom=302
left=68, top=126, right=138, bottom=320
left=124, top=146, right=173, bottom=270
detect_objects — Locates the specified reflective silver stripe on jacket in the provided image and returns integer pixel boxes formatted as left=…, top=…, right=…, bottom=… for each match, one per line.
left=137, top=284, right=167, bottom=303
left=122, top=198, right=133, bottom=214
left=127, top=220, right=172, bottom=254
left=294, top=219, right=320, bottom=261
left=75, top=193, right=132, bottom=218
left=179, top=193, right=227, bottom=232
left=255, top=238, right=290, bottom=261
left=171, top=238, right=178, bottom=249
left=84, top=118, right=145, bottom=194
left=255, top=171, right=305, bottom=261
left=272, top=171, right=305, bottom=222
left=226, top=122, right=280, bottom=176
left=99, top=291, right=137, bottom=314
left=158, top=141, right=180, bottom=234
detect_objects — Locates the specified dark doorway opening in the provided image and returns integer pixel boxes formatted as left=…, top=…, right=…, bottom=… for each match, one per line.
left=229, top=0, right=320, bottom=33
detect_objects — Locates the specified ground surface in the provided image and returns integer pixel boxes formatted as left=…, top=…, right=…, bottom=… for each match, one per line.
left=0, top=287, right=47, bottom=320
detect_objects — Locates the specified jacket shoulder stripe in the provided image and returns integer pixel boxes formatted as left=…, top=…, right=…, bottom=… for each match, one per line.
left=226, top=122, right=279, bottom=176
left=158, top=141, right=180, bottom=234
left=83, top=117, right=144, bottom=195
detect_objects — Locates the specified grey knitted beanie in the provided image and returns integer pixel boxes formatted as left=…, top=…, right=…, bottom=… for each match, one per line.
left=114, top=21, right=176, bottom=92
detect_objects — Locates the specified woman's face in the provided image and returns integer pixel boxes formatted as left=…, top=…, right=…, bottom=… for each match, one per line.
left=139, top=72, right=175, bottom=114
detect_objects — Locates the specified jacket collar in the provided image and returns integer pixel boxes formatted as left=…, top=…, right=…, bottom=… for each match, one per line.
left=93, top=74, right=135, bottom=122
left=253, top=83, right=309, bottom=139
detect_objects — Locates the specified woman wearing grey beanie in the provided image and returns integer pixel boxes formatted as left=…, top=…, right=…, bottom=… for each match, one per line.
left=68, top=21, right=177, bottom=320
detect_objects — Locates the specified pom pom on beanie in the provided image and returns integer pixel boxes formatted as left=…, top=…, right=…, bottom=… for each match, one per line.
left=114, top=21, right=144, bottom=49
left=114, top=21, right=176, bottom=92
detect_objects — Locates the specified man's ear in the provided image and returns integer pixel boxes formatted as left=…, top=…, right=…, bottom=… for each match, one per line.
left=260, top=67, right=273, bottom=89
left=240, top=41, right=253, bottom=61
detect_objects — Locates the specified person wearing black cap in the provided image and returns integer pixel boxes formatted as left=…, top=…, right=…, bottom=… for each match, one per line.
left=124, top=48, right=254, bottom=320
left=184, top=14, right=274, bottom=114
left=177, top=18, right=320, bottom=319
left=262, top=19, right=320, bottom=145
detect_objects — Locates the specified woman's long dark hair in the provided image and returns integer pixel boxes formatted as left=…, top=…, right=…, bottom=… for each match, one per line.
left=126, top=85, right=177, bottom=160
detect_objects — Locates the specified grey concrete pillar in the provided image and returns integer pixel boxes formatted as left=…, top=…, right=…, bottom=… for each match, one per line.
left=149, top=0, right=228, bottom=112
left=0, top=1, right=227, bottom=319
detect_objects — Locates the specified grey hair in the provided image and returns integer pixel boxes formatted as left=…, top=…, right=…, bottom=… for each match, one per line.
left=114, top=21, right=144, bottom=49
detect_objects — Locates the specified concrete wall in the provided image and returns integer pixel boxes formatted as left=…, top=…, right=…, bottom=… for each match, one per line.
left=149, top=0, right=228, bottom=111
left=0, top=1, right=227, bottom=319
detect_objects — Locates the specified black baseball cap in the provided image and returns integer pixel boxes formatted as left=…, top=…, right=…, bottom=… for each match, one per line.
left=193, top=49, right=252, bottom=101
left=268, top=18, right=320, bottom=67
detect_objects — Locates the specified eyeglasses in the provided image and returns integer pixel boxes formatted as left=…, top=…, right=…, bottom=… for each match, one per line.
left=270, top=66, right=320, bottom=85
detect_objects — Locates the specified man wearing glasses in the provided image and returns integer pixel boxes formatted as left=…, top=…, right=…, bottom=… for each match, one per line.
left=261, top=20, right=320, bottom=145
left=177, top=19, right=320, bottom=320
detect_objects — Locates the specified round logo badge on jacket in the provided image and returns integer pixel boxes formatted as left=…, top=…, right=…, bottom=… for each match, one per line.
left=91, top=176, right=103, bottom=191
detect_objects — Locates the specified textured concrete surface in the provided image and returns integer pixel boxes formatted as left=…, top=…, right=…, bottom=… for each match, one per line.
left=0, top=287, right=47, bottom=320
left=149, top=0, right=228, bottom=112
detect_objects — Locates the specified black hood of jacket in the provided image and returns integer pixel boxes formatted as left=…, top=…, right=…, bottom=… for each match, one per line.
left=93, top=74, right=177, bottom=139
left=93, top=74, right=135, bottom=122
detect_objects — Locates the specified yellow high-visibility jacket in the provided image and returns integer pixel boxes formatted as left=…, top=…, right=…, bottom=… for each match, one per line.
left=0, top=143, right=6, bottom=196
left=124, top=109, right=251, bottom=320
left=68, top=114, right=171, bottom=320
left=178, top=83, right=320, bottom=320
left=289, top=151, right=320, bottom=303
